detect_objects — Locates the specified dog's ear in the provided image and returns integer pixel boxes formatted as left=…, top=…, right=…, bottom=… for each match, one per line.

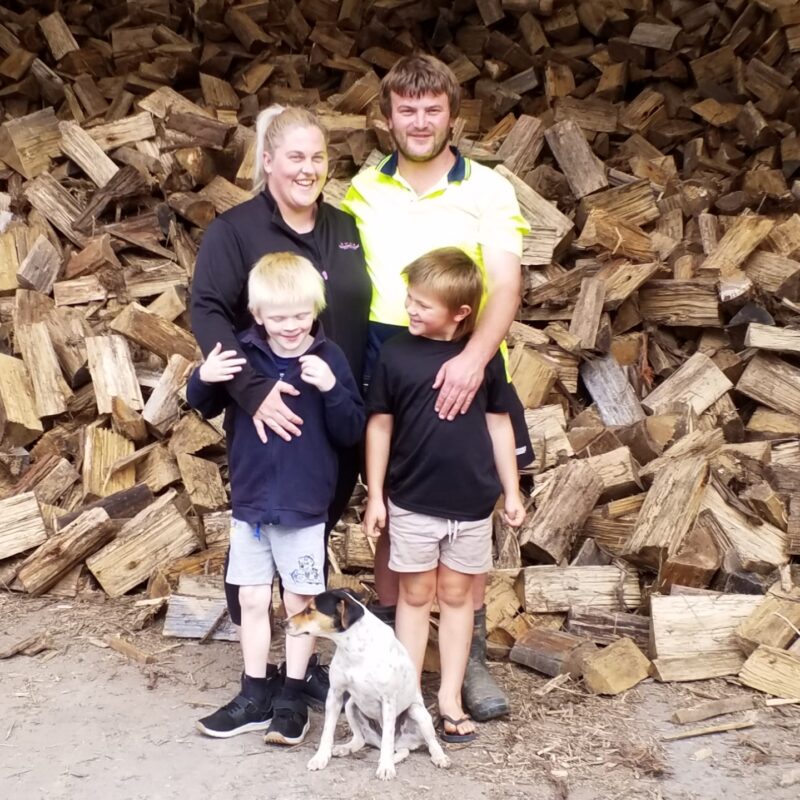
left=335, top=592, right=365, bottom=630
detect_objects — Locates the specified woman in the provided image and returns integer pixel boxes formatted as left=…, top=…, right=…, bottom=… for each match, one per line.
left=190, top=106, right=371, bottom=739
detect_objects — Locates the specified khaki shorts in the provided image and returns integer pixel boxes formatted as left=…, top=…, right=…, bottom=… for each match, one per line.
left=387, top=500, right=493, bottom=575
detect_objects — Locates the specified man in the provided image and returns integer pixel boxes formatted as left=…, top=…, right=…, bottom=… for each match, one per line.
left=341, top=54, right=532, bottom=722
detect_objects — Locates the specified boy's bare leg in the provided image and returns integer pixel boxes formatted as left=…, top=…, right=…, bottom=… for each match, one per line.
left=240, top=585, right=272, bottom=678
left=396, top=570, right=437, bottom=679
left=437, top=565, right=476, bottom=737
left=283, top=591, right=316, bottom=679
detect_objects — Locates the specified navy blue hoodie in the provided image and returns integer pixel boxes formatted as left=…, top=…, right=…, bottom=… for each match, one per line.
left=186, top=324, right=364, bottom=527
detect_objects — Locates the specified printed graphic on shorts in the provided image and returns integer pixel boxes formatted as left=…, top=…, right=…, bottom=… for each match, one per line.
left=290, top=555, right=322, bottom=585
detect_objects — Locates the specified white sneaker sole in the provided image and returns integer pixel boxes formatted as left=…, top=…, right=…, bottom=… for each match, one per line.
left=263, top=719, right=310, bottom=746
left=196, top=718, right=271, bottom=739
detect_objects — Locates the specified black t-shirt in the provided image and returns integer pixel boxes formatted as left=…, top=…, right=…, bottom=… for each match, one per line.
left=366, top=332, right=515, bottom=521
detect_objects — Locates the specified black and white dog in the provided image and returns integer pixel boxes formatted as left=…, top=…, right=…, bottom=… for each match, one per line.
left=286, top=590, right=450, bottom=781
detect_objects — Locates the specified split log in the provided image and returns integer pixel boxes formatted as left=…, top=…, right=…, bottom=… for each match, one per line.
left=580, top=355, right=645, bottom=426
left=0, top=493, right=47, bottom=561
left=745, top=323, right=800, bottom=355
left=16, top=323, right=73, bottom=417
left=142, top=354, right=194, bottom=436
left=582, top=637, right=651, bottom=695
left=515, top=565, right=641, bottom=613
left=16, top=509, right=116, bottom=596
left=737, top=353, right=800, bottom=417
left=739, top=645, right=800, bottom=697
left=544, top=120, right=608, bottom=199
left=176, top=454, right=227, bottom=513
left=650, top=594, right=763, bottom=681
left=643, top=352, right=733, bottom=416
left=83, top=427, right=135, bottom=500
left=509, top=346, right=557, bottom=408
left=509, top=628, right=597, bottom=678
left=16, top=235, right=60, bottom=294
left=55, top=484, right=154, bottom=530
left=86, top=490, right=199, bottom=598
left=568, top=277, right=605, bottom=350
left=622, top=456, right=708, bottom=571
left=0, top=354, right=43, bottom=446
left=735, top=585, right=800, bottom=655
left=566, top=607, right=650, bottom=652
left=582, top=446, right=643, bottom=501
left=519, top=460, right=603, bottom=563
left=110, top=302, right=199, bottom=363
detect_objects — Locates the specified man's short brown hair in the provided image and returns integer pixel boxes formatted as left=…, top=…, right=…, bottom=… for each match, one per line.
left=379, top=54, right=461, bottom=118
left=402, top=247, right=482, bottom=340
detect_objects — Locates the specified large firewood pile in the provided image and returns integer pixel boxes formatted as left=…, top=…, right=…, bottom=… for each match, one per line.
left=3, top=0, right=800, bottom=696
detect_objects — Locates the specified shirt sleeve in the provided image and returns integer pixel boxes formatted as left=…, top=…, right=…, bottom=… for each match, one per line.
left=365, top=352, right=393, bottom=415
left=190, top=217, right=275, bottom=417
left=476, top=173, right=531, bottom=257
left=485, top=350, right=517, bottom=414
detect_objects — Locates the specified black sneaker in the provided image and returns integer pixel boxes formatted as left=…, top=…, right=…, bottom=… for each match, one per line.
left=196, top=693, right=272, bottom=738
left=263, top=694, right=309, bottom=745
left=277, top=655, right=329, bottom=710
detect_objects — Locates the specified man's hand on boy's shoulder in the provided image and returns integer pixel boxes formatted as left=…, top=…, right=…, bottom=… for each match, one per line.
left=299, top=354, right=336, bottom=392
left=199, top=342, right=247, bottom=383
left=433, top=350, right=485, bottom=420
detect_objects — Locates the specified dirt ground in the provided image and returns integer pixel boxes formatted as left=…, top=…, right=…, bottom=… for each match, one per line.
left=2, top=592, right=800, bottom=800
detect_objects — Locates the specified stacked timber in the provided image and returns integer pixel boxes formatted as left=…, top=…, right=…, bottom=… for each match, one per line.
left=2, top=1, right=800, bottom=690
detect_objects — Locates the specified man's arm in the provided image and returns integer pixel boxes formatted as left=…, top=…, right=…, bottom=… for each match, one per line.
left=433, top=245, right=521, bottom=420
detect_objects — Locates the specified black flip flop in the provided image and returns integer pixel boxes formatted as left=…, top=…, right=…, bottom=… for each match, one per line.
left=439, top=714, right=477, bottom=744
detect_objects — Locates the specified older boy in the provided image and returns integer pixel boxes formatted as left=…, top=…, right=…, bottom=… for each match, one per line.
left=187, top=252, right=364, bottom=745
left=342, top=54, right=531, bottom=720
left=364, top=248, right=525, bottom=742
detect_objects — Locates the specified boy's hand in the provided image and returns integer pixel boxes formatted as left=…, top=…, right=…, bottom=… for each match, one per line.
left=199, top=342, right=247, bottom=383
left=299, top=354, right=336, bottom=392
left=364, top=496, right=386, bottom=539
left=503, top=491, right=526, bottom=528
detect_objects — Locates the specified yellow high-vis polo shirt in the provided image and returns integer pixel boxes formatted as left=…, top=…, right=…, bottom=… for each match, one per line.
left=341, top=149, right=530, bottom=326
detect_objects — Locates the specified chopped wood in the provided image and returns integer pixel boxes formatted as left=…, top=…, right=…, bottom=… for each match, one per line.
left=515, top=565, right=641, bottom=613
left=580, top=355, right=645, bottom=426
left=736, top=586, right=800, bottom=655
left=643, top=352, right=733, bottom=416
left=83, top=427, right=135, bottom=500
left=519, top=460, right=603, bottom=563
left=142, top=355, right=194, bottom=436
left=738, top=353, right=800, bottom=419
left=566, top=608, right=650, bottom=652
left=582, top=637, right=651, bottom=695
left=16, top=235, right=60, bottom=294
left=0, top=493, right=47, bottom=561
left=544, top=120, right=608, bottom=199
left=107, top=636, right=156, bottom=665
left=510, top=628, right=597, bottom=678
left=745, top=323, right=800, bottom=355
left=17, top=509, right=116, bottom=596
left=177, top=454, right=227, bottom=513
left=0, top=354, right=43, bottom=446
left=85, top=336, right=144, bottom=415
left=650, top=594, right=764, bottom=680
left=110, top=302, right=198, bottom=363
left=739, top=645, right=800, bottom=698
left=86, top=491, right=199, bottom=598
left=568, top=278, right=606, bottom=350
left=672, top=696, right=758, bottom=725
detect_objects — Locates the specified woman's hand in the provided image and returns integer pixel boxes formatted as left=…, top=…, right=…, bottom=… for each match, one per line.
left=299, top=355, right=336, bottom=392
left=199, top=342, right=247, bottom=383
left=252, top=381, right=303, bottom=444
left=364, top=495, right=387, bottom=539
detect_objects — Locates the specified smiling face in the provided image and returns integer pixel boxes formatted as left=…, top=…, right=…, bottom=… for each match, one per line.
left=263, top=124, right=328, bottom=213
left=253, top=300, right=315, bottom=357
left=405, top=285, right=470, bottom=341
left=387, top=91, right=452, bottom=163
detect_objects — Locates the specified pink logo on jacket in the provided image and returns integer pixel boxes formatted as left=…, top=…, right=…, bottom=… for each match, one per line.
left=338, top=241, right=360, bottom=250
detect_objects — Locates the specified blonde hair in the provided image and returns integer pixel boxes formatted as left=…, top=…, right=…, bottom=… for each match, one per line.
left=248, top=252, right=327, bottom=316
left=252, top=105, right=328, bottom=193
left=402, top=248, right=482, bottom=340
left=379, top=54, right=461, bottom=119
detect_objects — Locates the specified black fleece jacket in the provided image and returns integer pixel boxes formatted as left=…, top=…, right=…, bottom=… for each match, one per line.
left=186, top=324, right=365, bottom=526
left=190, top=190, right=371, bottom=416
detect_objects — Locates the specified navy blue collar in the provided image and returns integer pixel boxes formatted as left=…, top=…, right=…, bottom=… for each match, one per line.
left=239, top=321, right=326, bottom=361
left=379, top=146, right=466, bottom=183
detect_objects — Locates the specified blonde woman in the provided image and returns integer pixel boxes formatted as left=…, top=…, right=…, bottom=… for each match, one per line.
left=190, top=106, right=370, bottom=740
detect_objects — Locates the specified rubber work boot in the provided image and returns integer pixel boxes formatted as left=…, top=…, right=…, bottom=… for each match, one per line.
left=462, top=606, right=510, bottom=721
left=368, top=603, right=396, bottom=629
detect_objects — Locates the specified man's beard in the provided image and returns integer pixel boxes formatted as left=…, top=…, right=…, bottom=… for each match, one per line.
left=393, top=129, right=450, bottom=163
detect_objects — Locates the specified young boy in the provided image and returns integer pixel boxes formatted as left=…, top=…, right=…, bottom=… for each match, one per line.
left=363, top=247, right=526, bottom=743
left=187, top=252, right=364, bottom=745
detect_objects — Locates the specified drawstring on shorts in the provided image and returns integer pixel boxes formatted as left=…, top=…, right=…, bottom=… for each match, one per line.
left=446, top=519, right=461, bottom=544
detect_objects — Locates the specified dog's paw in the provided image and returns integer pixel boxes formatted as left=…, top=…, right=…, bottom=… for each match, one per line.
left=375, top=761, right=396, bottom=781
left=431, top=751, right=451, bottom=770
left=307, top=752, right=331, bottom=772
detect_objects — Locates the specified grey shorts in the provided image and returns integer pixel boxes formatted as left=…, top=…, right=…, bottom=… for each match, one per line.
left=387, top=500, right=493, bottom=575
left=226, top=518, right=326, bottom=595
